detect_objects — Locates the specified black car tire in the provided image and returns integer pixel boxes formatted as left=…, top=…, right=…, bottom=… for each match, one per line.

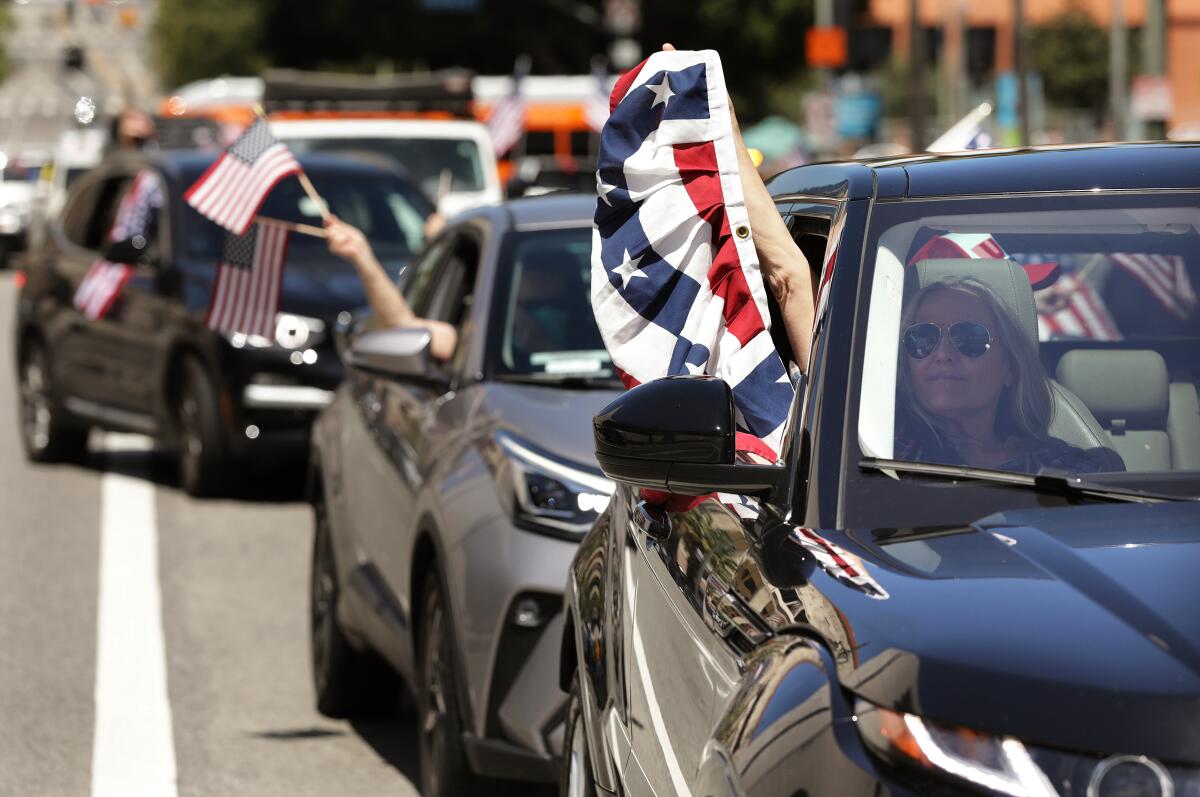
left=310, top=492, right=400, bottom=718
left=560, top=668, right=598, bottom=797
left=174, top=357, right=228, bottom=497
left=18, top=340, right=88, bottom=463
left=417, top=569, right=487, bottom=797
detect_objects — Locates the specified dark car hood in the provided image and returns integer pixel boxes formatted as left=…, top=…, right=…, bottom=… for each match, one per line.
left=480, top=382, right=622, bottom=470
left=783, top=501, right=1200, bottom=762
left=179, top=255, right=407, bottom=321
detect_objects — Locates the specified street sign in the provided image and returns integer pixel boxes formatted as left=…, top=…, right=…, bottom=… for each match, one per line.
left=1132, top=75, right=1173, bottom=121
left=806, top=27, right=847, bottom=69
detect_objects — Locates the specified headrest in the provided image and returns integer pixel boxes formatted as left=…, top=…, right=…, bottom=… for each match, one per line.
left=1056, top=350, right=1169, bottom=425
left=907, top=258, right=1038, bottom=348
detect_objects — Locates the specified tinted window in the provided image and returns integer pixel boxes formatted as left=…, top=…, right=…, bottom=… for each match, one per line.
left=180, top=166, right=432, bottom=262
left=489, top=227, right=612, bottom=380
left=284, top=137, right=485, bottom=196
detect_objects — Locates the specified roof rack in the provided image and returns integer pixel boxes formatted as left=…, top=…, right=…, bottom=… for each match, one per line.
left=261, top=69, right=475, bottom=116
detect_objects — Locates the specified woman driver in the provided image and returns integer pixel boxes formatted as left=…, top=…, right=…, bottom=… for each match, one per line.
left=895, top=278, right=1125, bottom=474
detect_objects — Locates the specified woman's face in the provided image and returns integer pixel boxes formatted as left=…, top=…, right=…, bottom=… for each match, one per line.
left=906, top=288, right=1013, bottom=424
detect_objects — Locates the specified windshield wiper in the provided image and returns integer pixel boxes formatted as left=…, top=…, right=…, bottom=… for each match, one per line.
left=859, top=457, right=1191, bottom=504
left=493, top=373, right=623, bottom=389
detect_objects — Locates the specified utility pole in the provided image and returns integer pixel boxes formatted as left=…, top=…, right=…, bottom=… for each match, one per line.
left=910, top=0, right=927, bottom=150
left=1141, top=0, right=1167, bottom=139
left=1109, top=0, right=1128, bottom=140
left=1014, top=0, right=1030, bottom=145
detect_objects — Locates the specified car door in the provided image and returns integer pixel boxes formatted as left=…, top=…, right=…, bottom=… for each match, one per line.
left=620, top=205, right=840, bottom=794
left=88, top=167, right=172, bottom=419
left=50, top=168, right=129, bottom=413
left=341, top=230, right=481, bottom=624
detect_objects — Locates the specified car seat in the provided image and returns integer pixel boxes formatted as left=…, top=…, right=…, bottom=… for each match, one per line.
left=908, top=258, right=1113, bottom=452
left=1057, top=349, right=1200, bottom=471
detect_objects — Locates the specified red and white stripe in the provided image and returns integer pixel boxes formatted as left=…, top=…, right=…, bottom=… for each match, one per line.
left=74, top=260, right=133, bottom=320
left=1037, top=275, right=1122, bottom=341
left=205, top=226, right=289, bottom=338
left=184, top=143, right=300, bottom=235
left=1110, top=253, right=1197, bottom=320
left=487, top=94, right=526, bottom=156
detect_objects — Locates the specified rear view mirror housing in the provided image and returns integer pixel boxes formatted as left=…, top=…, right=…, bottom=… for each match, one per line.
left=593, top=376, right=787, bottom=497
left=347, top=327, right=443, bottom=386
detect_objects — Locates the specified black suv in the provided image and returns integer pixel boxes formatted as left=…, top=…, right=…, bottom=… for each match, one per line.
left=14, top=149, right=432, bottom=495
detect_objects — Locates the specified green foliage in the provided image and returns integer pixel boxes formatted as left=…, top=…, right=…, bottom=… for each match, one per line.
left=1030, top=9, right=1109, bottom=114
left=642, top=0, right=816, bottom=120
left=152, top=0, right=266, bottom=88
left=150, top=0, right=818, bottom=122
left=0, top=3, right=13, bottom=85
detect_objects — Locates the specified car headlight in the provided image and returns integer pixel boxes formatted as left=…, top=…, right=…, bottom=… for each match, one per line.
left=494, top=431, right=613, bottom=539
left=225, top=313, right=326, bottom=351
left=856, top=699, right=1057, bottom=797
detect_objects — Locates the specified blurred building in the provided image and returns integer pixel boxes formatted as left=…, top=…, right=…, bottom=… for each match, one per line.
left=868, top=0, right=1200, bottom=132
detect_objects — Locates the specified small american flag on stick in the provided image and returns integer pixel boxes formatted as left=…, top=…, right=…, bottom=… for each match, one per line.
left=185, top=117, right=301, bottom=235
left=206, top=224, right=290, bottom=338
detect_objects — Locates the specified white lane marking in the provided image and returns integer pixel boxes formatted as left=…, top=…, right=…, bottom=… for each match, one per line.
left=631, top=619, right=693, bottom=797
left=91, top=433, right=178, bottom=797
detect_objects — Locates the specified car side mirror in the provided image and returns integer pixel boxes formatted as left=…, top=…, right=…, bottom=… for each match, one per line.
left=347, top=327, right=443, bottom=386
left=101, top=236, right=155, bottom=266
left=593, top=375, right=787, bottom=497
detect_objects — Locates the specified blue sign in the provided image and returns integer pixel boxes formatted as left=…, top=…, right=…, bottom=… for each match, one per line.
left=836, top=91, right=881, bottom=139
left=996, top=72, right=1018, bottom=129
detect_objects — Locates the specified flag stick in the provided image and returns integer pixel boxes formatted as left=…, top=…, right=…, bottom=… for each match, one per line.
left=250, top=102, right=332, bottom=224
left=296, top=171, right=332, bottom=223
left=257, top=216, right=327, bottom=238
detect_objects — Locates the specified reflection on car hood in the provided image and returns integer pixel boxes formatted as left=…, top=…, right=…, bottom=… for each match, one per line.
left=788, top=501, right=1200, bottom=762
left=480, top=382, right=622, bottom=469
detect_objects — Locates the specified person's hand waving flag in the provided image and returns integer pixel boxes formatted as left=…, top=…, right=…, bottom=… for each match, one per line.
left=184, top=117, right=301, bottom=235
left=590, top=48, right=794, bottom=458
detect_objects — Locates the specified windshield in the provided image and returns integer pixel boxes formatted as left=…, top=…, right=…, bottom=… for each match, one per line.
left=489, top=227, right=615, bottom=383
left=283, top=137, right=486, bottom=196
left=857, top=192, right=1200, bottom=495
left=180, top=166, right=432, bottom=262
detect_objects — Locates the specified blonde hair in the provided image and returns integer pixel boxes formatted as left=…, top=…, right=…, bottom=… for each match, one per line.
left=898, top=278, right=1052, bottom=445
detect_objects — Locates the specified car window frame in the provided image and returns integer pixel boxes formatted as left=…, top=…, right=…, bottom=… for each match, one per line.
left=838, top=190, right=1200, bottom=529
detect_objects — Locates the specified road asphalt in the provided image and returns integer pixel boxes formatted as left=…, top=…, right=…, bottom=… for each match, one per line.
left=0, top=271, right=421, bottom=795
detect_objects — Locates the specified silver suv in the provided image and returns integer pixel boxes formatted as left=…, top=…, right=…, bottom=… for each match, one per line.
left=307, top=195, right=619, bottom=795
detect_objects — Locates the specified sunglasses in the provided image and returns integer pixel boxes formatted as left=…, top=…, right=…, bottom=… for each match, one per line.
left=903, top=322, right=993, bottom=359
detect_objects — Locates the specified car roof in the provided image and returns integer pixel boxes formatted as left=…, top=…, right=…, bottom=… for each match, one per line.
left=268, top=117, right=490, bottom=140
left=451, top=193, right=596, bottom=232
left=768, top=141, right=1200, bottom=201
left=137, top=149, right=417, bottom=182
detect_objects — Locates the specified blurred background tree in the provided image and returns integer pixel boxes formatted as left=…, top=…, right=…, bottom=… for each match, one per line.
left=153, top=0, right=266, bottom=88
left=1030, top=9, right=1109, bottom=118
left=150, top=0, right=823, bottom=120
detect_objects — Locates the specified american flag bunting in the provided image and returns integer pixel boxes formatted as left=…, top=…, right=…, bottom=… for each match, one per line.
left=73, top=169, right=164, bottom=320
left=590, top=49, right=793, bottom=457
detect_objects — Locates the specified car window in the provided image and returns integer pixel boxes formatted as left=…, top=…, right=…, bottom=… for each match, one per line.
left=856, top=192, right=1200, bottom=492
left=105, top=169, right=165, bottom=257
left=423, top=235, right=480, bottom=327
left=61, top=174, right=122, bottom=250
left=283, top=137, right=486, bottom=197
left=489, top=227, right=612, bottom=379
left=180, top=166, right=432, bottom=263
left=402, top=236, right=453, bottom=317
